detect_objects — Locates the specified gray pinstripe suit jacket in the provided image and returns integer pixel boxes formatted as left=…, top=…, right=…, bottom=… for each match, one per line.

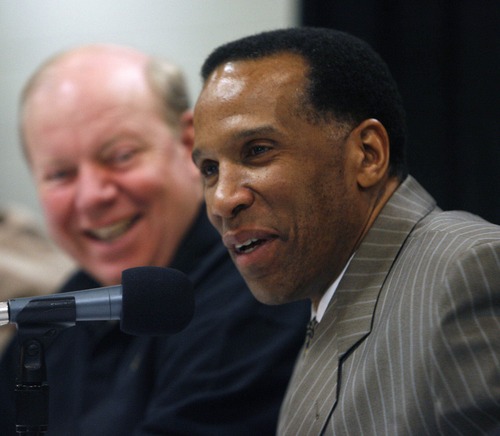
left=278, top=176, right=500, bottom=435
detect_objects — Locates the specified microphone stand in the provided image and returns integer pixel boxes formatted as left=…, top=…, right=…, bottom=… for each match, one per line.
left=14, top=297, right=76, bottom=435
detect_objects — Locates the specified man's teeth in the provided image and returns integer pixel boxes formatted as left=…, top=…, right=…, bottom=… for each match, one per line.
left=235, top=238, right=261, bottom=253
left=90, top=218, right=135, bottom=241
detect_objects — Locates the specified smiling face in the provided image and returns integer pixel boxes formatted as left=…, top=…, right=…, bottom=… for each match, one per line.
left=193, top=53, right=383, bottom=306
left=22, top=48, right=202, bottom=285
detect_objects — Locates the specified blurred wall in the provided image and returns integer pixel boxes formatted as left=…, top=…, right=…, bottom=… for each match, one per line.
left=0, top=0, right=298, bottom=222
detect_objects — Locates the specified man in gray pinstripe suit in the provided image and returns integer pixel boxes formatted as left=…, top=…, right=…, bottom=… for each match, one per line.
left=192, top=28, right=500, bottom=435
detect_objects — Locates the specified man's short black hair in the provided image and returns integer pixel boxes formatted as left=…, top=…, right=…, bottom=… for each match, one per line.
left=201, top=27, right=408, bottom=180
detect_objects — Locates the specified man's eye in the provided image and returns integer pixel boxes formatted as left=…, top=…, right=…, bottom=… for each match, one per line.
left=110, top=149, right=137, bottom=165
left=45, top=168, right=74, bottom=183
left=249, top=145, right=270, bottom=156
left=200, top=161, right=218, bottom=177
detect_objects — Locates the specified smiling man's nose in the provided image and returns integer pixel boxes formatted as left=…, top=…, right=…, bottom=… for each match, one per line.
left=208, top=166, right=253, bottom=221
left=75, top=165, right=118, bottom=212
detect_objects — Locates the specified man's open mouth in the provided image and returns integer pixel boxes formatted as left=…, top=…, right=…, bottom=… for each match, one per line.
left=235, top=238, right=266, bottom=254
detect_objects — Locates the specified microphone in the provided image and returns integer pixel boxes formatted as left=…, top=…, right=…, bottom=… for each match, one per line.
left=0, top=266, right=194, bottom=336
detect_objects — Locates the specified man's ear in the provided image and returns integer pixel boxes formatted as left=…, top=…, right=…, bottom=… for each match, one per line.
left=179, top=110, right=195, bottom=151
left=351, top=118, right=390, bottom=189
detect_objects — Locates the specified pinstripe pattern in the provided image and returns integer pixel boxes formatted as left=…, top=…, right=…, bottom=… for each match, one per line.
left=278, top=176, right=500, bottom=435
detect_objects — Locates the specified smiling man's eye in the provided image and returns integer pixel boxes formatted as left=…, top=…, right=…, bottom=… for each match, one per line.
left=249, top=145, right=270, bottom=156
left=107, top=147, right=140, bottom=166
left=114, top=150, right=135, bottom=163
left=200, top=160, right=218, bottom=177
left=45, top=167, right=74, bottom=183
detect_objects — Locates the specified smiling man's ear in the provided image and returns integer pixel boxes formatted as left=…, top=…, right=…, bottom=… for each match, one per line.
left=179, top=110, right=195, bottom=150
left=350, top=118, right=390, bottom=189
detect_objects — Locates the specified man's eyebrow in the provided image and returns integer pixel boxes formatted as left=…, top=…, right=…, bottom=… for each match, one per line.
left=233, top=125, right=277, bottom=139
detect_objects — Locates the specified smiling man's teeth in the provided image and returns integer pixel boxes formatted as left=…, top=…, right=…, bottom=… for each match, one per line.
left=89, top=218, right=135, bottom=241
left=235, top=238, right=261, bottom=253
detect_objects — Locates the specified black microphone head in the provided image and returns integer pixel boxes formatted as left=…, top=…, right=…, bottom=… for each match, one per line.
left=120, top=266, right=194, bottom=336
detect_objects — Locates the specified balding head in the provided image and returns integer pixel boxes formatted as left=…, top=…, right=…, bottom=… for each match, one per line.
left=20, top=44, right=190, bottom=157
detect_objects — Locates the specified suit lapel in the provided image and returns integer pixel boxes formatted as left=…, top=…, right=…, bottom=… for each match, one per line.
left=278, top=177, right=436, bottom=435
left=331, top=176, right=436, bottom=357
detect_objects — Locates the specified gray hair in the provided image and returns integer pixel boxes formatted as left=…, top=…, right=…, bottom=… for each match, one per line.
left=145, top=57, right=191, bottom=129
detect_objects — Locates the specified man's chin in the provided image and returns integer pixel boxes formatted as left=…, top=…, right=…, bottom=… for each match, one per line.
left=86, top=265, right=125, bottom=286
left=248, top=284, right=291, bottom=306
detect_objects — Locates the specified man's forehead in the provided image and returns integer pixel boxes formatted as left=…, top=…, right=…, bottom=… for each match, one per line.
left=200, top=62, right=246, bottom=101
left=207, top=52, right=306, bottom=80
left=198, top=53, right=307, bottom=106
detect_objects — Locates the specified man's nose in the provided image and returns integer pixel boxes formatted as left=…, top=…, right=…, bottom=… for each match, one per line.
left=74, top=164, right=118, bottom=213
left=208, top=164, right=253, bottom=220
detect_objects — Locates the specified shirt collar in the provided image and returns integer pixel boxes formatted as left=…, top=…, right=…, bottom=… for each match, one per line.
left=312, top=254, right=354, bottom=322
